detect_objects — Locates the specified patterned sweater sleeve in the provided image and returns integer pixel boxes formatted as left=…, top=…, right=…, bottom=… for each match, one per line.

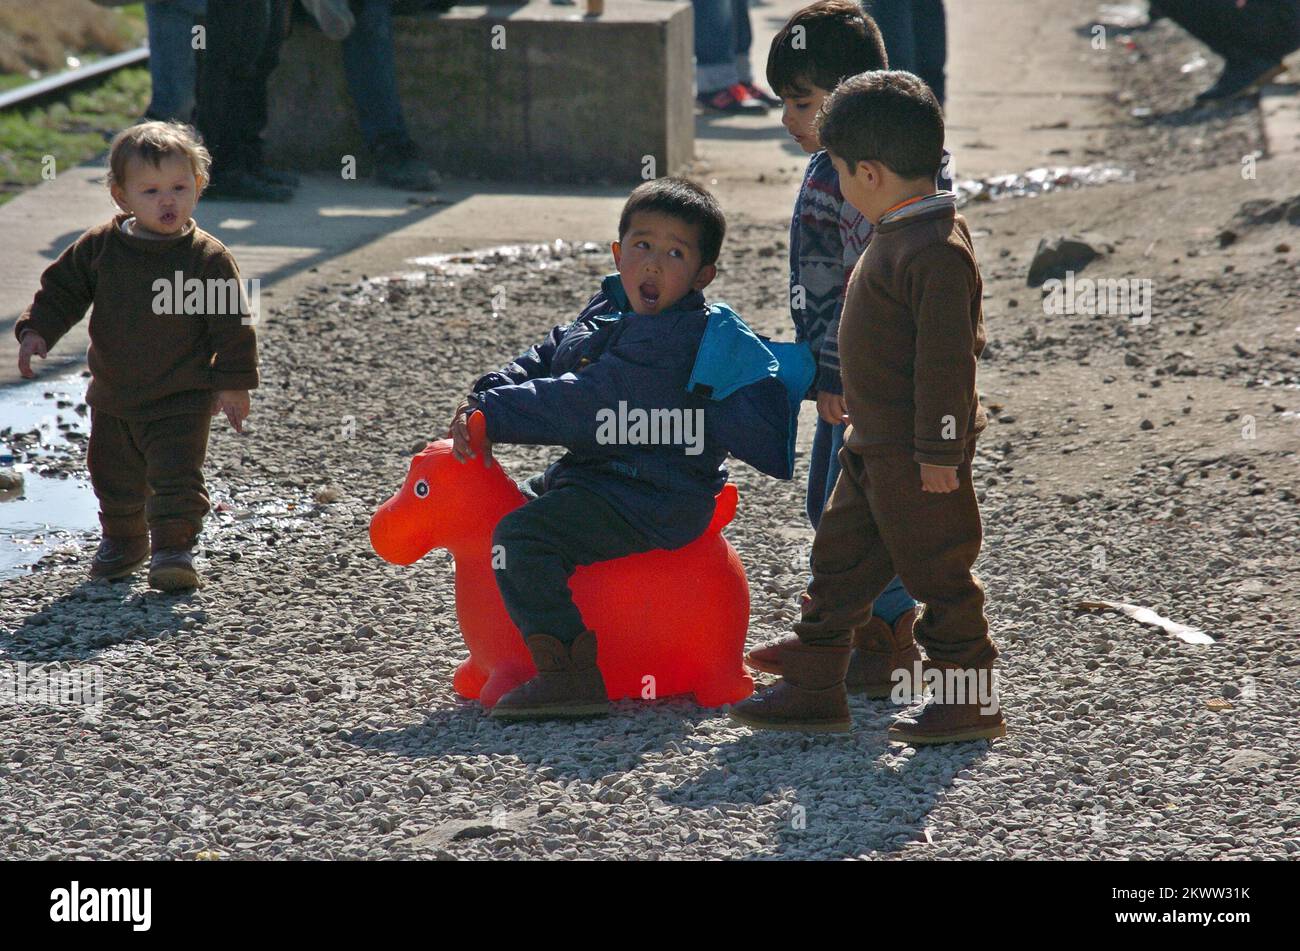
left=791, top=152, right=847, bottom=396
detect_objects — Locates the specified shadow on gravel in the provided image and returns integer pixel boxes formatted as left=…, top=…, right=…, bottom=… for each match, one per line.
left=660, top=724, right=996, bottom=858
left=347, top=698, right=728, bottom=781
left=347, top=693, right=997, bottom=858
left=1, top=579, right=204, bottom=662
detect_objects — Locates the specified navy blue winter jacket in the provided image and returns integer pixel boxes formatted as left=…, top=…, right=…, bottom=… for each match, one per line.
left=468, top=275, right=807, bottom=549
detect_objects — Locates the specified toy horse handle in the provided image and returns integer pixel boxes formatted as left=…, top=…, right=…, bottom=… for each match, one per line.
left=467, top=408, right=491, bottom=461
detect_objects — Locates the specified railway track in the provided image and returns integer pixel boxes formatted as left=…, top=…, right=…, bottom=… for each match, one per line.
left=0, top=46, right=148, bottom=113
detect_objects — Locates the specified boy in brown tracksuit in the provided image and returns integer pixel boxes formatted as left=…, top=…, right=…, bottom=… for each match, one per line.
left=15, top=121, right=258, bottom=591
left=731, top=70, right=1005, bottom=744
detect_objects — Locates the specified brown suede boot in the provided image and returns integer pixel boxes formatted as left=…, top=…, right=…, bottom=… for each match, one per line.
left=491, top=630, right=610, bottom=721
left=747, top=609, right=924, bottom=699
left=89, top=535, right=149, bottom=581
left=888, top=662, right=1006, bottom=745
left=729, top=640, right=851, bottom=733
left=744, top=633, right=799, bottom=676
left=845, top=609, right=923, bottom=698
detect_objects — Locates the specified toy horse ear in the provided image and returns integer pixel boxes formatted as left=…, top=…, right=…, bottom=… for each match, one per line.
left=468, top=409, right=488, bottom=453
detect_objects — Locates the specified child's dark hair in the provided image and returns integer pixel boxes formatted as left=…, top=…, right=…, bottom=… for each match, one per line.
left=818, top=70, right=945, bottom=180
left=618, top=177, right=726, bottom=267
left=767, top=0, right=888, bottom=99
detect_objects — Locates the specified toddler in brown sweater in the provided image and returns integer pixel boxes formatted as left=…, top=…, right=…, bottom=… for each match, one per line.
left=15, top=121, right=259, bottom=590
left=732, top=71, right=1004, bottom=744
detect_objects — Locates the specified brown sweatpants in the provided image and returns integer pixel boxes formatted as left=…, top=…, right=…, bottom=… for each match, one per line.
left=794, top=438, right=998, bottom=670
left=87, top=409, right=211, bottom=552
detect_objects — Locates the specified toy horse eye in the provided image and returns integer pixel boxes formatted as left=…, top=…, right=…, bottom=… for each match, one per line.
left=414, top=479, right=429, bottom=499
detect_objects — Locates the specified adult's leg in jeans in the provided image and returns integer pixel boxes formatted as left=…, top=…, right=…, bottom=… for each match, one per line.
left=492, top=485, right=655, bottom=644
left=341, top=0, right=410, bottom=151
left=864, top=0, right=916, bottom=72
left=1157, top=0, right=1300, bottom=63
left=732, top=0, right=754, bottom=83
left=144, top=0, right=206, bottom=121
left=911, top=0, right=947, bottom=106
left=195, top=0, right=271, bottom=177
left=693, top=0, right=739, bottom=93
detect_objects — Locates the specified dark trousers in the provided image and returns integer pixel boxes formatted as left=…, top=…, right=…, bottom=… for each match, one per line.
left=195, top=0, right=290, bottom=177
left=808, top=418, right=917, bottom=624
left=864, top=0, right=948, bottom=106
left=341, top=0, right=410, bottom=151
left=492, top=474, right=655, bottom=644
left=87, top=409, right=211, bottom=551
left=1157, top=0, right=1300, bottom=63
left=794, top=440, right=996, bottom=670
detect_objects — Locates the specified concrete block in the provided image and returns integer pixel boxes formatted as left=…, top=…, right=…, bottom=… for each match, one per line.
left=264, top=1, right=695, bottom=183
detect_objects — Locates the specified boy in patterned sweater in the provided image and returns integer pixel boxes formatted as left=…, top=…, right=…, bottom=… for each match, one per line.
left=746, top=0, right=952, bottom=698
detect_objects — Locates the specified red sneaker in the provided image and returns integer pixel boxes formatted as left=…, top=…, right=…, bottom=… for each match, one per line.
left=741, top=81, right=782, bottom=107
left=697, top=83, right=768, bottom=114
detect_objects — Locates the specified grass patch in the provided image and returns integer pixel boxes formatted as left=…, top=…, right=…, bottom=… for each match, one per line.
left=0, top=67, right=150, bottom=207
left=0, top=0, right=145, bottom=75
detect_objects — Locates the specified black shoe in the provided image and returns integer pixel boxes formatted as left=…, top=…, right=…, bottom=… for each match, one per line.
left=205, top=169, right=294, bottom=202
left=148, top=548, right=201, bottom=591
left=89, top=535, right=149, bottom=581
left=252, top=165, right=300, bottom=188
left=1196, top=57, right=1285, bottom=102
left=374, top=139, right=441, bottom=191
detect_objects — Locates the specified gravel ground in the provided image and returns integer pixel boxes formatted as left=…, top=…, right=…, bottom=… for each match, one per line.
left=1, top=19, right=1298, bottom=860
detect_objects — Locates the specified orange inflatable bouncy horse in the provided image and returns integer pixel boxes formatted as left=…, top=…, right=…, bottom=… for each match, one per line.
left=369, top=414, right=755, bottom=709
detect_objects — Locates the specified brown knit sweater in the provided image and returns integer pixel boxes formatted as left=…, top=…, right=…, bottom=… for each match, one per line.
left=15, top=214, right=259, bottom=420
left=838, top=201, right=986, bottom=466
